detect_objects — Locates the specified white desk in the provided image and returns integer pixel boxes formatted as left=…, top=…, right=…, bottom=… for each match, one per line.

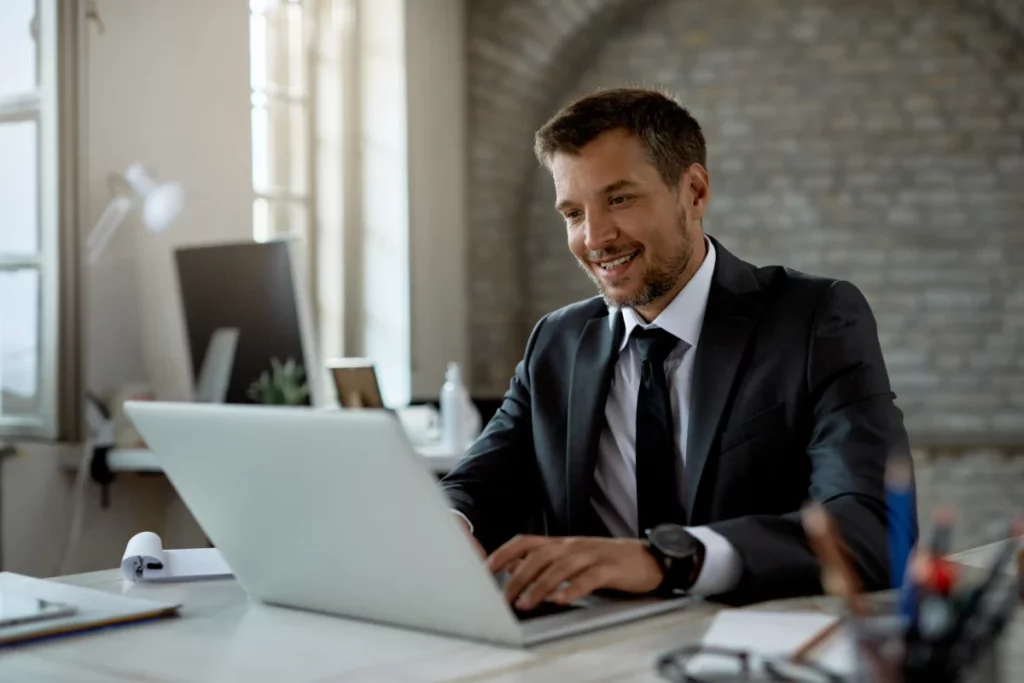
left=2, top=569, right=727, bottom=682
left=59, top=442, right=463, bottom=476
left=3, top=545, right=1022, bottom=682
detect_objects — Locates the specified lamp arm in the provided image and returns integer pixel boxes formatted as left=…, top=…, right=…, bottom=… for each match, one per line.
left=85, top=195, right=134, bottom=265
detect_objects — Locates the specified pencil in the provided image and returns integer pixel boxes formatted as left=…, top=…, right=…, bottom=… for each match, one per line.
left=930, top=505, right=954, bottom=556
left=803, top=504, right=898, bottom=683
left=1014, top=517, right=1024, bottom=604
left=802, top=504, right=868, bottom=617
left=791, top=616, right=844, bottom=662
left=943, top=520, right=1022, bottom=657
left=1018, top=544, right=1024, bottom=603
left=885, top=455, right=915, bottom=590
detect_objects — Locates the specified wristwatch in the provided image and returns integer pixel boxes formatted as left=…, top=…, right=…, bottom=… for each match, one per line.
left=644, top=524, right=706, bottom=593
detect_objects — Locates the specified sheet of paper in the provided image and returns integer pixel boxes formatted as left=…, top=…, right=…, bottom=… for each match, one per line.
left=145, top=548, right=233, bottom=583
left=121, top=531, right=232, bottom=582
left=687, top=610, right=853, bottom=679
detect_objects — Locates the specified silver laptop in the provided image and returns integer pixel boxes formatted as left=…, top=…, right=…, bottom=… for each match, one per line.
left=124, top=401, right=691, bottom=647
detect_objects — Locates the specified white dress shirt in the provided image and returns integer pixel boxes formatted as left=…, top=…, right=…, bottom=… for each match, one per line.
left=591, top=237, right=742, bottom=596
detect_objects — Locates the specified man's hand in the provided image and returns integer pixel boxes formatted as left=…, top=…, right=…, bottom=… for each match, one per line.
left=487, top=535, right=664, bottom=610
left=453, top=513, right=487, bottom=560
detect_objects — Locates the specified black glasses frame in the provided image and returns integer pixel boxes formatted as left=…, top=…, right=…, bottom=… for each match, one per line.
left=655, top=644, right=848, bottom=683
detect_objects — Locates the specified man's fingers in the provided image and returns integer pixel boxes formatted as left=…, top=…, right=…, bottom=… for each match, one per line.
left=515, top=553, right=595, bottom=610
left=551, top=565, right=615, bottom=605
left=502, top=543, right=564, bottom=604
left=487, top=535, right=549, bottom=574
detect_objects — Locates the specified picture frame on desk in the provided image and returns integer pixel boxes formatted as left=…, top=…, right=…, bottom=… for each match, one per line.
left=327, top=358, right=385, bottom=409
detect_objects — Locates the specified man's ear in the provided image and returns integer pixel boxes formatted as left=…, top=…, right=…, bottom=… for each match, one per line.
left=684, top=163, right=710, bottom=219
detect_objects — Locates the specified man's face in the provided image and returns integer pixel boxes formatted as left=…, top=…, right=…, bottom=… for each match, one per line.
left=551, top=129, right=705, bottom=313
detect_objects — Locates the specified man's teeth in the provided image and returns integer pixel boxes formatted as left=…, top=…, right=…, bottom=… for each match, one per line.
left=598, top=252, right=637, bottom=270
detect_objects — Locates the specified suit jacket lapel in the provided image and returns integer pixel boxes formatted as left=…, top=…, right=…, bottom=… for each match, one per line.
left=684, top=241, right=764, bottom=522
left=566, top=309, right=623, bottom=534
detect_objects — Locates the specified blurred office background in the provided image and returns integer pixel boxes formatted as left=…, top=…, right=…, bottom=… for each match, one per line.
left=0, top=0, right=1022, bottom=577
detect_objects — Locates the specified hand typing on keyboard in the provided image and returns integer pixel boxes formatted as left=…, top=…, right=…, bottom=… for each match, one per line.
left=486, top=535, right=664, bottom=611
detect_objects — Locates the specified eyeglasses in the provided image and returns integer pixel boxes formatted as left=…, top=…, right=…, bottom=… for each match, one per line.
left=655, top=644, right=847, bottom=683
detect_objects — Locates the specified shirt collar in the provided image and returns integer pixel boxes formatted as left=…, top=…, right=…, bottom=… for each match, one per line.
left=617, top=236, right=717, bottom=352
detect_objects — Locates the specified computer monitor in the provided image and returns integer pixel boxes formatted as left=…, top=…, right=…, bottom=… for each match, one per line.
left=173, top=238, right=325, bottom=407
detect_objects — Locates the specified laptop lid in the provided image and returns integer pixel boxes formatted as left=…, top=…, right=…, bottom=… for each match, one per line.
left=123, top=401, right=527, bottom=646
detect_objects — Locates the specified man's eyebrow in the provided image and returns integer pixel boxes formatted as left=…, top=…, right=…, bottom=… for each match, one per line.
left=555, top=198, right=577, bottom=213
left=555, top=180, right=638, bottom=212
left=598, top=179, right=637, bottom=195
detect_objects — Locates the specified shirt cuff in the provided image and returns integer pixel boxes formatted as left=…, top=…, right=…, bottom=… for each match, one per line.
left=685, top=526, right=743, bottom=596
left=450, top=509, right=474, bottom=534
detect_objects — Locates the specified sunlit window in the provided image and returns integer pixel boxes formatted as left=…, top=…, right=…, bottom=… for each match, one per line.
left=249, top=0, right=311, bottom=242
left=0, top=0, right=61, bottom=439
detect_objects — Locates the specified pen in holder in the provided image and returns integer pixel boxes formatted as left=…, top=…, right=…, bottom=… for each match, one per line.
left=844, top=606, right=1002, bottom=683
left=802, top=491, right=1022, bottom=683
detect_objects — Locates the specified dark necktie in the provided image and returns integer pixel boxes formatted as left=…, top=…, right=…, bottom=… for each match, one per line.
left=634, top=326, right=682, bottom=537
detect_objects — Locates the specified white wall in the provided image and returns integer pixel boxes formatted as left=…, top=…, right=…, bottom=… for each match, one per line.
left=406, top=0, right=468, bottom=400
left=2, top=0, right=251, bottom=577
left=86, top=0, right=254, bottom=402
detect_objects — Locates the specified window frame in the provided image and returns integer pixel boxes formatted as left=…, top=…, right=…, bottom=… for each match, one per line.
left=248, top=0, right=315, bottom=245
left=0, top=0, right=58, bottom=438
left=248, top=0, right=353, bottom=373
left=0, top=0, right=64, bottom=441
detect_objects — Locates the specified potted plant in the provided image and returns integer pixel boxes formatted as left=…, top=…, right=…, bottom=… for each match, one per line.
left=247, top=357, right=310, bottom=406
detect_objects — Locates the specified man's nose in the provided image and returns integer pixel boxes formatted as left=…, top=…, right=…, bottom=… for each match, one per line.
left=584, top=211, right=618, bottom=252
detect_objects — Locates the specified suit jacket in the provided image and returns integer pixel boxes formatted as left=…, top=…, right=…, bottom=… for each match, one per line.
left=441, top=235, right=918, bottom=605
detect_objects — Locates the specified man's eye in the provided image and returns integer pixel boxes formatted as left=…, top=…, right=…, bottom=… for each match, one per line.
left=609, top=196, right=629, bottom=206
left=564, top=210, right=582, bottom=221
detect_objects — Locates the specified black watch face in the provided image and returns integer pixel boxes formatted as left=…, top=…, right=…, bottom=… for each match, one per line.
left=649, top=524, right=697, bottom=557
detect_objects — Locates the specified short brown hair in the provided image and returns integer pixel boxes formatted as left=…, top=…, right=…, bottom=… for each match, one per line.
left=533, top=87, right=706, bottom=187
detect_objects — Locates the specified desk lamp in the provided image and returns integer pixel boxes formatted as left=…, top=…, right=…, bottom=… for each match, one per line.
left=58, top=164, right=185, bottom=576
left=85, top=163, right=185, bottom=264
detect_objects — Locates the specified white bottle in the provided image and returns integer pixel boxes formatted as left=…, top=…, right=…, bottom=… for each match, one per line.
left=462, top=392, right=482, bottom=444
left=440, top=362, right=467, bottom=453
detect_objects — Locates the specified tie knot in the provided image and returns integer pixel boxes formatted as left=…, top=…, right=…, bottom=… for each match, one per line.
left=633, top=327, right=679, bottom=365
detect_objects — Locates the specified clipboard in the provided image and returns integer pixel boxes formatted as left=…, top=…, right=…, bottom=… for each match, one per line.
left=0, top=572, right=181, bottom=646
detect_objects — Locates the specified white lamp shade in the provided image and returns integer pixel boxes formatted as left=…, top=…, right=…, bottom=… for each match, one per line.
left=123, top=163, right=185, bottom=232
left=142, top=180, right=185, bottom=232
left=86, top=163, right=185, bottom=265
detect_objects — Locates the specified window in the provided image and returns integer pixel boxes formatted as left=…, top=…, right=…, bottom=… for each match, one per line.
left=0, top=0, right=65, bottom=440
left=249, top=0, right=350, bottom=365
left=249, top=0, right=313, bottom=242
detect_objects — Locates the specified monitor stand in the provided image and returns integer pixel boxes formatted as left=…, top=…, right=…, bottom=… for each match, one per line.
left=194, top=327, right=239, bottom=404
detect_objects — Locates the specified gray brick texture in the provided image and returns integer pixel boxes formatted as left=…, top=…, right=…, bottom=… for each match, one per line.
left=468, top=0, right=1024, bottom=445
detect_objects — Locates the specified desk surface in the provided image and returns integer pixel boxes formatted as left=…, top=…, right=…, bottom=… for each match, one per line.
left=4, top=544, right=1022, bottom=682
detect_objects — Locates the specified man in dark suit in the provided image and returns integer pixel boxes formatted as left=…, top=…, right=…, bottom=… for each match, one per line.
left=441, top=88, right=917, bottom=609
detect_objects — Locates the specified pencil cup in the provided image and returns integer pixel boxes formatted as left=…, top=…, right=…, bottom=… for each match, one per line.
left=845, top=614, right=903, bottom=683
left=847, top=615, right=1003, bottom=683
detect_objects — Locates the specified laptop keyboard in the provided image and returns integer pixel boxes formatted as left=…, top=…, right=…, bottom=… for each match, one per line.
left=492, top=571, right=584, bottom=621
left=512, top=601, right=582, bottom=621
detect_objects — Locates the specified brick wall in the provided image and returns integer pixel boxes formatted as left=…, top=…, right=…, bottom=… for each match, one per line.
left=470, top=0, right=1024, bottom=444
left=467, top=0, right=655, bottom=393
left=913, top=446, right=1024, bottom=550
